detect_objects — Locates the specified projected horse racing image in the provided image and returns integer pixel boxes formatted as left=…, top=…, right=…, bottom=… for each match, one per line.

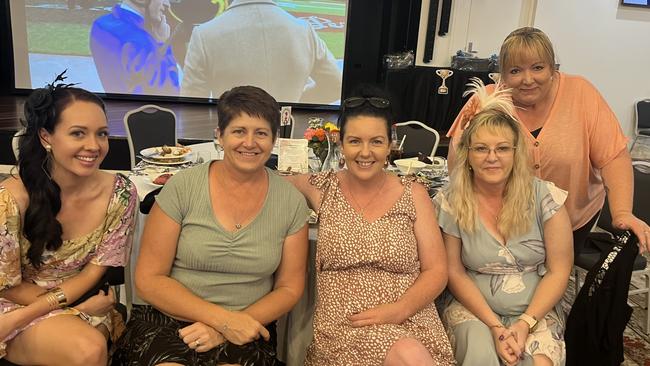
left=15, top=0, right=347, bottom=105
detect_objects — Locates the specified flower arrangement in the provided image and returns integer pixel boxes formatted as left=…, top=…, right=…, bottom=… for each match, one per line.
left=304, top=118, right=340, bottom=163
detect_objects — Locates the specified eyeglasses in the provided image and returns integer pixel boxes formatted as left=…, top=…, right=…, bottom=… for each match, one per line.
left=342, top=97, right=391, bottom=109
left=468, top=145, right=516, bottom=157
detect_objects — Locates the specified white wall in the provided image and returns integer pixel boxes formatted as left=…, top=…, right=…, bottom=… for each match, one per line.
left=414, top=0, right=650, bottom=137
left=416, top=0, right=530, bottom=67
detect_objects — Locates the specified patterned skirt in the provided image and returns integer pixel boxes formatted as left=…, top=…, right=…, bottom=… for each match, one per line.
left=111, top=305, right=278, bottom=366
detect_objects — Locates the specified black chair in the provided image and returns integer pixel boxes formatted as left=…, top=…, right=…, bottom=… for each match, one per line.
left=123, top=104, right=177, bottom=169
left=574, top=160, right=650, bottom=333
left=631, top=99, right=650, bottom=152
left=394, top=121, right=440, bottom=158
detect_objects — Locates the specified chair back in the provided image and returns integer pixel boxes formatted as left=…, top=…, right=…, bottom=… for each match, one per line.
left=11, top=128, right=25, bottom=161
left=394, top=121, right=440, bottom=158
left=636, top=99, right=650, bottom=132
left=123, top=104, right=177, bottom=168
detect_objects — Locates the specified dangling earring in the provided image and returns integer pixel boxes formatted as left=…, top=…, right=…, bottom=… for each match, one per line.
left=42, top=145, right=52, bottom=180
left=339, top=156, right=346, bottom=169
left=384, top=158, right=389, bottom=168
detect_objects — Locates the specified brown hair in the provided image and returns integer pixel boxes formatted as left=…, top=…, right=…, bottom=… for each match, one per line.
left=216, top=85, right=280, bottom=139
left=499, top=27, right=556, bottom=75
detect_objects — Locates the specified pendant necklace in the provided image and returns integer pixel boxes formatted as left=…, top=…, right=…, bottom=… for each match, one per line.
left=347, top=174, right=387, bottom=215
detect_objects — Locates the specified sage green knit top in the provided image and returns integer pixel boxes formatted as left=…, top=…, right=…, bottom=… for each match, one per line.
left=156, top=162, right=310, bottom=310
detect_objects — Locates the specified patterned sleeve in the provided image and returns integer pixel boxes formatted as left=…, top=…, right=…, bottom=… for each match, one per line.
left=91, top=174, right=138, bottom=267
left=0, top=188, right=21, bottom=291
left=433, top=192, right=461, bottom=238
left=308, top=170, right=336, bottom=212
left=535, top=178, right=568, bottom=223
left=307, top=170, right=335, bottom=191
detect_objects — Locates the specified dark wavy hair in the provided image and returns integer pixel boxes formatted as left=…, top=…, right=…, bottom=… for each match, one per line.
left=18, top=73, right=105, bottom=267
left=339, top=85, right=394, bottom=142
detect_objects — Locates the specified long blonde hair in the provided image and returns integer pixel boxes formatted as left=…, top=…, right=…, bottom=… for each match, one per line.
left=446, top=81, right=534, bottom=239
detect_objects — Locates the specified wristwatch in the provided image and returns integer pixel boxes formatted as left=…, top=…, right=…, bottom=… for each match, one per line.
left=518, top=313, right=538, bottom=333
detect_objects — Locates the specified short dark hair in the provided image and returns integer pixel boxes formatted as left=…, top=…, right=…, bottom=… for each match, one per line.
left=339, top=85, right=394, bottom=142
left=216, top=86, right=280, bottom=139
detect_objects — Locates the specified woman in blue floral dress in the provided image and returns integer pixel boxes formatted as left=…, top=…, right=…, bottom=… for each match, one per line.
left=435, top=81, right=573, bottom=366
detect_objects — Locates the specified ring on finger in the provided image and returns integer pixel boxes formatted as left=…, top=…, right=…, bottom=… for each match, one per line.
left=194, top=340, right=201, bottom=347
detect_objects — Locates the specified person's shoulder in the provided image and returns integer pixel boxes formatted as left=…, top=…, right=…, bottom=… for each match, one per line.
left=560, top=72, right=596, bottom=90
left=269, top=168, right=306, bottom=198
left=533, top=176, right=567, bottom=204
left=171, top=163, right=208, bottom=185
left=0, top=175, right=28, bottom=213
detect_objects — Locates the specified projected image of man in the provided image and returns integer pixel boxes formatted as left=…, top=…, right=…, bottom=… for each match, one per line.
left=90, top=0, right=180, bottom=96
left=181, top=0, right=342, bottom=104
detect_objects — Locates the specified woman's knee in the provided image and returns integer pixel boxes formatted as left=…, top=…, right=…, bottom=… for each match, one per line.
left=384, top=338, right=433, bottom=366
left=66, top=329, right=107, bottom=366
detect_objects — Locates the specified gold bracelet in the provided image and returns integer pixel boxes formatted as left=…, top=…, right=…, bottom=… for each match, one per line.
left=48, top=287, right=68, bottom=309
left=44, top=293, right=57, bottom=310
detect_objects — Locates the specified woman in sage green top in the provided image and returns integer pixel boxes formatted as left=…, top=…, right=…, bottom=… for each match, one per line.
left=113, top=86, right=310, bottom=366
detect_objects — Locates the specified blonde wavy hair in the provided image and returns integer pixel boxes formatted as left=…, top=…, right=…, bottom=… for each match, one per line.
left=445, top=80, right=534, bottom=239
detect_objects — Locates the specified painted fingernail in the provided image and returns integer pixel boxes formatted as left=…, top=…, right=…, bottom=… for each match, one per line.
left=499, top=335, right=504, bottom=341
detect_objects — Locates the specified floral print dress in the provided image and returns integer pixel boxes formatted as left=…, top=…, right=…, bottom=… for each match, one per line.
left=434, top=178, right=569, bottom=366
left=0, top=174, right=137, bottom=359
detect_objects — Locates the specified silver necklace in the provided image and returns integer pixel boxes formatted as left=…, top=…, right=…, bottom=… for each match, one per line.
left=346, top=173, right=387, bottom=214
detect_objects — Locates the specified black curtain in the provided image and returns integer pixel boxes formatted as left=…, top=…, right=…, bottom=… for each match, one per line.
left=385, top=66, right=492, bottom=133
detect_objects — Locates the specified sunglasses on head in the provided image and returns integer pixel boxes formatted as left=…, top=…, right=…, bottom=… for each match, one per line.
left=342, top=97, right=391, bottom=109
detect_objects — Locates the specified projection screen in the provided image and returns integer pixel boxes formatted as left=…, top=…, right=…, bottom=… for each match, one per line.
left=11, top=0, right=347, bottom=105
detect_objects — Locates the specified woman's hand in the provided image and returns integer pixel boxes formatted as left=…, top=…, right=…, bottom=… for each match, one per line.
left=74, top=288, right=116, bottom=316
left=612, top=212, right=650, bottom=253
left=179, top=322, right=225, bottom=353
left=220, top=311, right=270, bottom=345
left=348, top=303, right=407, bottom=327
left=508, top=320, right=530, bottom=360
left=490, top=326, right=521, bottom=366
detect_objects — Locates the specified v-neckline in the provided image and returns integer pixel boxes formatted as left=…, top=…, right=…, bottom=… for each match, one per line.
left=517, top=72, right=562, bottom=142
left=334, top=173, right=408, bottom=225
left=207, top=163, right=270, bottom=236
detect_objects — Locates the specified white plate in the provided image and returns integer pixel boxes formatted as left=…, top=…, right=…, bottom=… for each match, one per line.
left=140, top=146, right=192, bottom=162
left=140, top=156, right=192, bottom=166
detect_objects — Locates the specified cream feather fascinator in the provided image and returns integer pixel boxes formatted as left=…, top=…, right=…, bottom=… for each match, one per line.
left=458, top=77, right=517, bottom=130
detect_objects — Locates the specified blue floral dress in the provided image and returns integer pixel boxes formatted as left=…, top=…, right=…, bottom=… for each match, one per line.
left=435, top=178, right=569, bottom=366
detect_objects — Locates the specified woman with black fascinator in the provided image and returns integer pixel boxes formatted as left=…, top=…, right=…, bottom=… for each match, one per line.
left=0, top=72, right=137, bottom=365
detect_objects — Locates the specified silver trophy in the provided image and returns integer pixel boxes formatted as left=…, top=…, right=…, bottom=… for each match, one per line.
left=488, top=72, right=501, bottom=84
left=435, top=69, right=453, bottom=95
